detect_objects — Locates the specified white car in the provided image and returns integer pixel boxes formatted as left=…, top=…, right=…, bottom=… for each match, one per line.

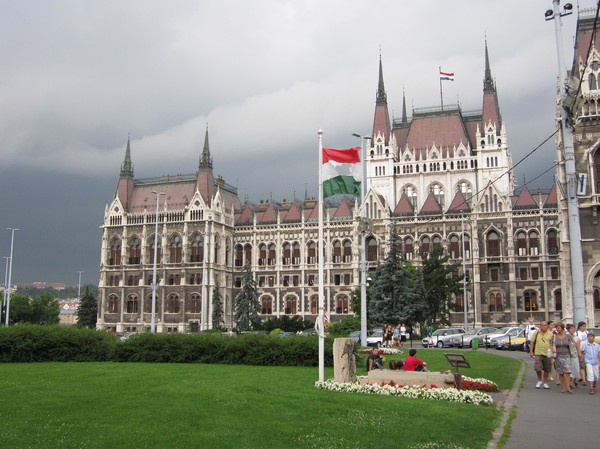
left=366, top=329, right=384, bottom=347
left=447, top=327, right=498, bottom=348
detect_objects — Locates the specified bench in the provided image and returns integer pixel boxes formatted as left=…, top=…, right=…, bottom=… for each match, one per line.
left=362, top=369, right=456, bottom=388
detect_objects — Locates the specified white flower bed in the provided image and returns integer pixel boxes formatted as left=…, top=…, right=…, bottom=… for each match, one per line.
left=315, top=378, right=494, bottom=406
left=462, top=375, right=499, bottom=391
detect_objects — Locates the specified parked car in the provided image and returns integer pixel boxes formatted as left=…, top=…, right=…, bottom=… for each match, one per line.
left=366, top=329, right=384, bottom=347
left=484, top=327, right=521, bottom=348
left=496, top=327, right=526, bottom=350
left=348, top=330, right=361, bottom=343
left=447, top=327, right=498, bottom=348
left=421, top=328, right=465, bottom=348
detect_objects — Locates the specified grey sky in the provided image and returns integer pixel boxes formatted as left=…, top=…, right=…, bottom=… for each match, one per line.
left=0, top=0, right=589, bottom=285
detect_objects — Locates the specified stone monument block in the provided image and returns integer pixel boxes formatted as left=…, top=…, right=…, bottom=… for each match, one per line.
left=333, top=338, right=356, bottom=383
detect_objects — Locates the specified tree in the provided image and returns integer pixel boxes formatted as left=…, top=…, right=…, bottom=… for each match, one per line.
left=368, top=226, right=417, bottom=326
left=234, top=261, right=261, bottom=331
left=420, top=247, right=464, bottom=326
left=76, top=286, right=98, bottom=328
left=8, top=293, right=32, bottom=324
left=30, top=293, right=60, bottom=325
left=211, top=282, right=224, bottom=330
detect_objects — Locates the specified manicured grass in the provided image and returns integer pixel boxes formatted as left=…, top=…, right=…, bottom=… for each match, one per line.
left=0, top=357, right=517, bottom=449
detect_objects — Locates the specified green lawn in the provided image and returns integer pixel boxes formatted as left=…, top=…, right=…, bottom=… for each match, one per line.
left=0, top=352, right=520, bottom=449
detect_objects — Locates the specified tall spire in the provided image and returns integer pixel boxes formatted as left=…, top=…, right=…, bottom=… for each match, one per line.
left=401, top=87, right=407, bottom=125
left=376, top=53, right=387, bottom=103
left=483, top=38, right=495, bottom=91
left=120, top=135, right=134, bottom=178
left=198, top=124, right=213, bottom=170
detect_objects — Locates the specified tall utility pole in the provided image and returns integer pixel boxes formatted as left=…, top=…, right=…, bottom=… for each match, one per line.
left=151, top=191, right=165, bottom=333
left=77, top=271, right=83, bottom=298
left=546, top=1, right=586, bottom=324
left=4, top=228, right=19, bottom=326
left=352, top=133, right=371, bottom=347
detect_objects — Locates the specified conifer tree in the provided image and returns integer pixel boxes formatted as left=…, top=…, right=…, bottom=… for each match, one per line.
left=76, top=286, right=98, bottom=328
left=211, top=282, right=224, bottom=330
left=234, top=261, right=260, bottom=331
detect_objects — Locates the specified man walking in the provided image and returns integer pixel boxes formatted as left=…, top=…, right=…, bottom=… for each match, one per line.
left=529, top=321, right=552, bottom=389
left=524, top=317, right=537, bottom=353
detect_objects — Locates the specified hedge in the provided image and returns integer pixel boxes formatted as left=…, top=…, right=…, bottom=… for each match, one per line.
left=0, top=325, right=334, bottom=366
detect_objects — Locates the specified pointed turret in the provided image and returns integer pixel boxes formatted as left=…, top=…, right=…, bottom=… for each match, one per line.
left=116, top=137, right=135, bottom=210
left=401, top=88, right=408, bottom=125
left=196, top=125, right=216, bottom=204
left=482, top=40, right=502, bottom=133
left=372, top=54, right=391, bottom=146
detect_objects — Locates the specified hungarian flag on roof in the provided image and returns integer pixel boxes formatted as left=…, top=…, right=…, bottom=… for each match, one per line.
left=322, top=147, right=361, bottom=198
left=440, top=70, right=454, bottom=81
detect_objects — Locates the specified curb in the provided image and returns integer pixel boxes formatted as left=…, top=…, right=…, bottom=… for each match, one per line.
left=486, top=358, right=527, bottom=449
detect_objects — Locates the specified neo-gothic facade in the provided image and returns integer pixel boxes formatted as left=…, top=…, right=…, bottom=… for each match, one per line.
left=97, top=16, right=600, bottom=332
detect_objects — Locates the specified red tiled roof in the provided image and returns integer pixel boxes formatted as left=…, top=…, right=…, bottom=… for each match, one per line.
left=236, top=205, right=254, bottom=225
left=406, top=113, right=469, bottom=151
left=544, top=184, right=558, bottom=207
left=129, top=182, right=196, bottom=212
left=447, top=191, right=470, bottom=213
left=513, top=186, right=538, bottom=209
left=392, top=193, right=414, bottom=216
left=282, top=203, right=302, bottom=222
left=257, top=203, right=277, bottom=224
left=331, top=198, right=353, bottom=219
left=419, top=193, right=442, bottom=215
left=482, top=91, right=500, bottom=131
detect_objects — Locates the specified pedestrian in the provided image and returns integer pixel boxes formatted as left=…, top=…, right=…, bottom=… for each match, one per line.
left=580, top=332, right=600, bottom=394
left=400, top=322, right=407, bottom=347
left=566, top=323, right=584, bottom=389
left=549, top=322, right=573, bottom=393
left=547, top=321, right=556, bottom=382
left=576, top=321, right=589, bottom=385
left=529, top=320, right=552, bottom=389
left=524, top=317, right=537, bottom=353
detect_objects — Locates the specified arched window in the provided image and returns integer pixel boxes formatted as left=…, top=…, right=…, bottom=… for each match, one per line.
left=463, top=233, right=471, bottom=258
left=107, top=295, right=119, bottom=313
left=432, top=235, right=442, bottom=250
left=555, top=290, right=562, bottom=312
left=235, top=244, right=244, bottom=267
left=261, top=297, right=273, bottom=315
left=547, top=229, right=558, bottom=254
left=366, top=236, right=378, bottom=262
left=109, top=238, right=122, bottom=266
left=594, top=288, right=600, bottom=310
left=517, top=231, right=527, bottom=256
left=292, top=242, right=301, bottom=265
left=128, top=237, right=141, bottom=265
left=190, top=234, right=204, bottom=263
left=404, top=237, right=414, bottom=260
left=448, top=235, right=460, bottom=259
left=144, top=294, right=160, bottom=313
left=590, top=72, right=597, bottom=90
left=189, top=294, right=201, bottom=313
left=488, top=292, right=503, bottom=312
left=333, top=240, right=342, bottom=264
left=267, top=243, right=276, bottom=266
left=149, top=236, right=161, bottom=265
left=310, top=295, right=318, bottom=314
left=167, top=294, right=180, bottom=313
left=529, top=231, right=539, bottom=256
left=170, top=235, right=182, bottom=263
left=343, top=240, right=352, bottom=263
left=487, top=231, right=500, bottom=257
left=524, top=290, right=538, bottom=311
left=336, top=295, right=349, bottom=314
left=431, top=183, right=445, bottom=209
left=126, top=295, right=139, bottom=313
left=258, top=243, right=267, bottom=266
left=282, top=242, right=291, bottom=266
left=421, top=236, right=431, bottom=254
left=244, top=244, right=252, bottom=265
left=307, top=241, right=317, bottom=264
left=213, top=234, right=220, bottom=264
left=285, top=296, right=297, bottom=315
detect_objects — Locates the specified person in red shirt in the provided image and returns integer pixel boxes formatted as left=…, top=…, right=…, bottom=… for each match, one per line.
left=404, top=349, right=428, bottom=372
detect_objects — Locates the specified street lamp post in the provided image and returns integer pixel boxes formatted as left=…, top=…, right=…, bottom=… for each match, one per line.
left=545, top=1, right=586, bottom=324
left=77, top=271, right=83, bottom=298
left=4, top=228, right=19, bottom=326
left=352, top=132, right=371, bottom=347
left=151, top=191, right=165, bottom=333
left=2, top=256, right=9, bottom=325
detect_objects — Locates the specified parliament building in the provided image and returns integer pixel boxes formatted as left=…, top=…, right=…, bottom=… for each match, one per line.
left=97, top=11, right=600, bottom=333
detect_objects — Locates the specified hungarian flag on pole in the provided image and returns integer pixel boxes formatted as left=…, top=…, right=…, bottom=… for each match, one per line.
left=440, top=70, right=454, bottom=81
left=322, top=147, right=361, bottom=198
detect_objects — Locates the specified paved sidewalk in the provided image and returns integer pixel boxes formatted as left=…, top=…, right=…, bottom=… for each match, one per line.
left=495, top=349, right=597, bottom=448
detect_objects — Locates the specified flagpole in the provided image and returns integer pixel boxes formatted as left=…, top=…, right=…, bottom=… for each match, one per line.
left=439, top=66, right=444, bottom=111
left=317, top=129, right=325, bottom=383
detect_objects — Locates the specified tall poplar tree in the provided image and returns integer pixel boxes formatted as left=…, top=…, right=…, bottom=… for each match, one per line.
left=76, top=286, right=98, bottom=328
left=211, top=282, right=224, bottom=330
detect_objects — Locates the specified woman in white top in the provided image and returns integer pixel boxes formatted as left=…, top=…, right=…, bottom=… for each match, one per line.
left=567, top=324, right=584, bottom=388
left=576, top=321, right=589, bottom=385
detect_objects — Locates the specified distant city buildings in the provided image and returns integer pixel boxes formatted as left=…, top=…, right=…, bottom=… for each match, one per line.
left=96, top=11, right=600, bottom=333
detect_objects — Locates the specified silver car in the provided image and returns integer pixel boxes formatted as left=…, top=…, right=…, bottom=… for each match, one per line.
left=483, top=327, right=521, bottom=347
left=447, top=327, right=498, bottom=348
left=421, top=328, right=465, bottom=348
